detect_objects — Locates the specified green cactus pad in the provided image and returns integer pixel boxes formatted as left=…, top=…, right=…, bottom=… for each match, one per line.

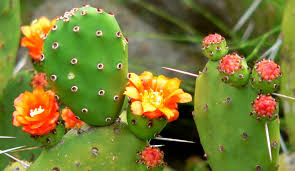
left=218, top=53, right=250, bottom=87
left=127, top=106, right=168, bottom=140
left=0, top=0, right=20, bottom=96
left=201, top=33, right=228, bottom=61
left=32, top=120, right=66, bottom=147
left=28, top=123, right=153, bottom=171
left=194, top=61, right=280, bottom=171
left=251, top=59, right=282, bottom=94
left=0, top=71, right=41, bottom=170
left=42, top=5, right=128, bottom=126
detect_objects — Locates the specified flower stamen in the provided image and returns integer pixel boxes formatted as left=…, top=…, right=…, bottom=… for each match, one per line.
left=30, top=106, right=45, bottom=117
left=142, top=89, right=164, bottom=108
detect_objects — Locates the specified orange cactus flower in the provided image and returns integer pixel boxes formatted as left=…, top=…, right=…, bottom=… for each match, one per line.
left=12, top=88, right=60, bottom=136
left=31, top=73, right=48, bottom=89
left=61, top=108, right=85, bottom=129
left=124, top=71, right=192, bottom=122
left=21, top=17, right=56, bottom=61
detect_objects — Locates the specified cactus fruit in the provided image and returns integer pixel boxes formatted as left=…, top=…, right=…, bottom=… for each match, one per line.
left=201, top=33, right=228, bottom=61
left=217, top=53, right=250, bottom=86
left=28, top=123, right=157, bottom=171
left=250, top=94, right=279, bottom=121
left=42, top=5, right=128, bottom=126
left=0, top=71, right=41, bottom=169
left=136, top=146, right=166, bottom=170
left=194, top=34, right=280, bottom=170
left=124, top=72, right=192, bottom=139
left=0, top=0, right=20, bottom=96
left=250, top=59, right=282, bottom=94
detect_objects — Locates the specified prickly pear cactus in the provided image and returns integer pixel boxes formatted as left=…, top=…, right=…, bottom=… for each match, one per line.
left=0, top=71, right=41, bottom=169
left=0, top=0, right=20, bottom=96
left=28, top=123, right=157, bottom=171
left=42, top=5, right=128, bottom=126
left=194, top=34, right=280, bottom=171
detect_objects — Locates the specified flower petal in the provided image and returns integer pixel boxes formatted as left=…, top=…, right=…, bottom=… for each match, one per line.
left=20, top=17, right=55, bottom=61
left=140, top=71, right=153, bottom=88
left=156, top=75, right=168, bottom=90
left=131, top=101, right=144, bottom=115
left=124, top=86, right=141, bottom=100
left=159, top=107, right=179, bottom=122
left=21, top=26, right=32, bottom=38
left=143, top=110, right=163, bottom=119
left=62, top=108, right=85, bottom=129
left=164, top=78, right=181, bottom=95
left=129, top=73, right=144, bottom=92
left=166, top=89, right=184, bottom=100
left=142, top=102, right=157, bottom=113
left=177, top=92, right=192, bottom=103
